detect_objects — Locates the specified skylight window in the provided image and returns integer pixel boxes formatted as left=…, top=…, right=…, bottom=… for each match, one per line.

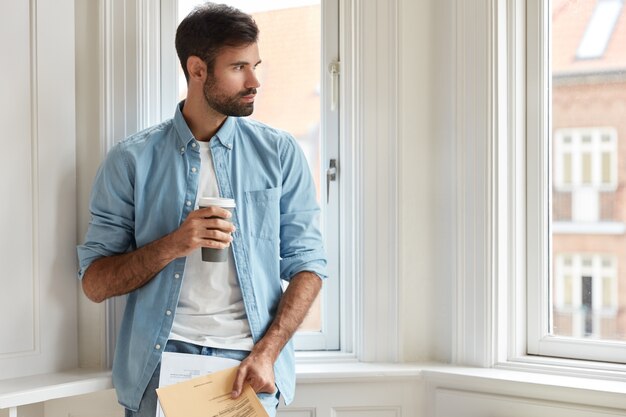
left=576, top=0, right=623, bottom=59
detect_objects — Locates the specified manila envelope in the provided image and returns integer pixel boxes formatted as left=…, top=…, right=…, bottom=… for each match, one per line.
left=156, top=365, right=269, bottom=417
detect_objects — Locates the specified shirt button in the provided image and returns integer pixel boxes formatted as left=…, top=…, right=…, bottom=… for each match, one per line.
left=155, top=344, right=161, bottom=350
left=191, top=167, right=197, bottom=173
left=174, top=273, right=180, bottom=279
left=191, top=142, right=197, bottom=148
left=166, top=310, right=172, bottom=316
left=186, top=200, right=192, bottom=206
left=180, top=147, right=185, bottom=153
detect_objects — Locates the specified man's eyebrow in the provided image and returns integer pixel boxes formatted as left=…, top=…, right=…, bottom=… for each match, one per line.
left=229, top=59, right=262, bottom=66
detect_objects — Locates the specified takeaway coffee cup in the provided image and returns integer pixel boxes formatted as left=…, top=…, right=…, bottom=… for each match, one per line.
left=198, top=197, right=236, bottom=262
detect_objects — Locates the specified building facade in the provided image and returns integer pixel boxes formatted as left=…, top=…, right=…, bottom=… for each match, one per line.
left=552, top=0, right=626, bottom=340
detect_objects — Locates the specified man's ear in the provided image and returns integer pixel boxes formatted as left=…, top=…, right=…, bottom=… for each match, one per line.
left=186, top=56, right=207, bottom=82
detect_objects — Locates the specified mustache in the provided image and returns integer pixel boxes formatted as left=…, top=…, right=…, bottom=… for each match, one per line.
left=240, top=88, right=257, bottom=97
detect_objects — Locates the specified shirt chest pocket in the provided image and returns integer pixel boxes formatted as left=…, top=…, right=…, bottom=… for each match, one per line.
left=244, top=187, right=281, bottom=240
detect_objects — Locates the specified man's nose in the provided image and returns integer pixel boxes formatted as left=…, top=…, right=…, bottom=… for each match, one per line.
left=245, top=69, right=260, bottom=89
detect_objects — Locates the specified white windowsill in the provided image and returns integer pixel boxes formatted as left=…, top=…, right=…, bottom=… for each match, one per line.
left=294, top=362, right=626, bottom=409
left=295, top=361, right=423, bottom=383
left=3, top=362, right=626, bottom=410
left=0, top=369, right=113, bottom=409
left=422, top=363, right=626, bottom=410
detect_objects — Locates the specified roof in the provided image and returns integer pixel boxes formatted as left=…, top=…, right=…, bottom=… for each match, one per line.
left=553, top=0, right=626, bottom=75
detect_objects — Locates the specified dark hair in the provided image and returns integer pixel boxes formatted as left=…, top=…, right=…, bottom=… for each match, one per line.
left=175, top=2, right=259, bottom=82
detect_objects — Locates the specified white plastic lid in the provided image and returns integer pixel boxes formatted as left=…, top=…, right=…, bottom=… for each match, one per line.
left=198, top=197, right=236, bottom=208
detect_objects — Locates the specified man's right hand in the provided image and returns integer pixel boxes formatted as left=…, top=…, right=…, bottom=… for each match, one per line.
left=82, top=205, right=236, bottom=303
left=168, top=206, right=236, bottom=258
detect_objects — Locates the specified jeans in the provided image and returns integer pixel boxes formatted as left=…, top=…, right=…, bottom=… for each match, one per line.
left=124, top=340, right=280, bottom=417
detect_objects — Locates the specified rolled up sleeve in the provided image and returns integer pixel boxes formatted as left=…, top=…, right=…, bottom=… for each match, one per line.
left=77, top=145, right=136, bottom=279
left=278, top=136, right=328, bottom=282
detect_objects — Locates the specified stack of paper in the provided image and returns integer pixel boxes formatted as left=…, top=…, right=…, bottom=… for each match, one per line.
left=155, top=352, right=268, bottom=417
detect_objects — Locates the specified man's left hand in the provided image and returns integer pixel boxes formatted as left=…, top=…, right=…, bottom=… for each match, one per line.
left=231, top=350, right=276, bottom=398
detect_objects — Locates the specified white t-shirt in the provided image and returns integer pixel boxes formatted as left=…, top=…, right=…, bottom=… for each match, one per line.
left=169, top=141, right=254, bottom=351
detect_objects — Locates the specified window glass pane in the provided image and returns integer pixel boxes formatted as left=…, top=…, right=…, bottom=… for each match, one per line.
left=564, top=275, right=573, bottom=306
left=576, top=0, right=623, bottom=59
left=581, top=152, right=592, bottom=184
left=551, top=0, right=625, bottom=342
left=602, top=276, right=612, bottom=308
left=563, top=153, right=572, bottom=184
left=601, top=152, right=611, bottom=183
left=177, top=1, right=323, bottom=333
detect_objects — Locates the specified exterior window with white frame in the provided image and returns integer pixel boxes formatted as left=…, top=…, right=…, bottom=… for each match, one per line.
left=553, top=254, right=618, bottom=339
left=552, top=128, right=618, bottom=224
left=528, top=0, right=626, bottom=362
left=165, top=0, right=341, bottom=351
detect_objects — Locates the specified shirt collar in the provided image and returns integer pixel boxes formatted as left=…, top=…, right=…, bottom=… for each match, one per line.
left=173, top=101, right=195, bottom=149
left=213, top=116, right=235, bottom=150
left=173, top=101, right=236, bottom=151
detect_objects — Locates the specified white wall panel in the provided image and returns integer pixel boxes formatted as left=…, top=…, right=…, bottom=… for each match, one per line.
left=0, top=0, right=78, bottom=379
left=278, top=409, right=315, bottom=417
left=0, top=0, right=36, bottom=358
left=278, top=379, right=422, bottom=417
left=333, top=408, right=399, bottom=417
left=44, top=389, right=123, bottom=417
left=0, top=403, right=43, bottom=417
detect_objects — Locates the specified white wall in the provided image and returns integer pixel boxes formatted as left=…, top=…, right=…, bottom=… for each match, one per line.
left=398, top=0, right=439, bottom=363
left=0, top=0, right=78, bottom=381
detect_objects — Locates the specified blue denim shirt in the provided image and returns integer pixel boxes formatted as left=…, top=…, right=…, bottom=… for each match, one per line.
left=77, top=102, right=327, bottom=411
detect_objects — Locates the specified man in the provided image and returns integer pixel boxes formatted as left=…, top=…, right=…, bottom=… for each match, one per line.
left=77, top=3, right=327, bottom=416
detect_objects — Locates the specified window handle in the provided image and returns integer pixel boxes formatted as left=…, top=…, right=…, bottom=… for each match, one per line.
left=326, top=158, right=337, bottom=203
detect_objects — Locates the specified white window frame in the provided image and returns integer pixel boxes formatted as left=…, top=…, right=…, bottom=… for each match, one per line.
left=526, top=0, right=626, bottom=365
left=100, top=0, right=403, bottom=364
left=450, top=0, right=626, bottom=378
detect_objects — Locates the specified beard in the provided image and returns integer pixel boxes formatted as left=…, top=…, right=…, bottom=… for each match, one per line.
left=203, top=75, right=256, bottom=117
